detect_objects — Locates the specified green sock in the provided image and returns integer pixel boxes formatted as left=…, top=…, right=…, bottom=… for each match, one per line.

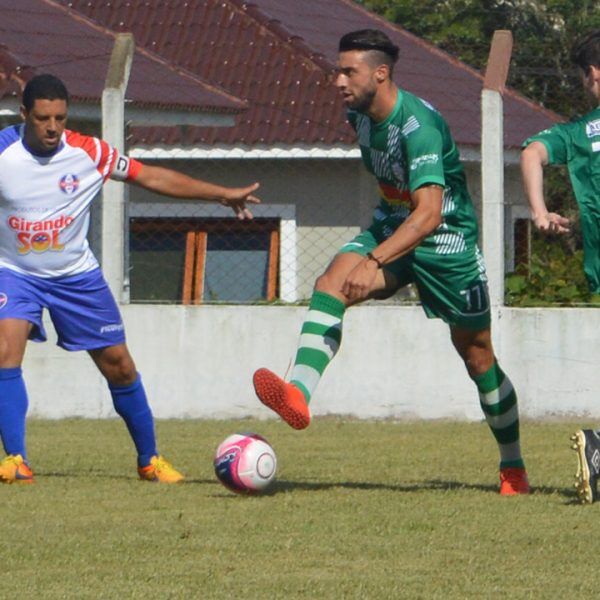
left=474, top=362, right=525, bottom=469
left=289, top=291, right=345, bottom=403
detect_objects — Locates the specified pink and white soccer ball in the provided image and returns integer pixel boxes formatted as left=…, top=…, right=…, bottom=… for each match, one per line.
left=214, top=432, right=277, bottom=493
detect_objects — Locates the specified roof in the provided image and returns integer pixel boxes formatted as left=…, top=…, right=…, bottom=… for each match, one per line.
left=0, top=0, right=245, bottom=115
left=28, top=0, right=563, bottom=149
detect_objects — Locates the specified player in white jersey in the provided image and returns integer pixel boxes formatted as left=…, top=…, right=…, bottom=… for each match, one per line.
left=0, top=74, right=260, bottom=484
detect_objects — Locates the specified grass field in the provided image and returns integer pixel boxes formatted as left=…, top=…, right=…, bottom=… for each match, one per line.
left=2, top=417, right=599, bottom=599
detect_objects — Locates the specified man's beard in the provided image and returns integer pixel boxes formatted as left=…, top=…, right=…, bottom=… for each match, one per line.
left=349, top=86, right=377, bottom=113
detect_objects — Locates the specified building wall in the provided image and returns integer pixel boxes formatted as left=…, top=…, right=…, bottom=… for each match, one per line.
left=126, top=158, right=525, bottom=299
left=22, top=304, right=600, bottom=420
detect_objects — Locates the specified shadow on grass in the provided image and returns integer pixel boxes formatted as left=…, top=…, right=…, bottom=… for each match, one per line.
left=270, top=478, right=576, bottom=499
left=40, top=473, right=580, bottom=503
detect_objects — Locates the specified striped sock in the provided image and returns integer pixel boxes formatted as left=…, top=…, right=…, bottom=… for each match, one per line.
left=474, top=362, right=525, bottom=469
left=289, top=291, right=345, bottom=403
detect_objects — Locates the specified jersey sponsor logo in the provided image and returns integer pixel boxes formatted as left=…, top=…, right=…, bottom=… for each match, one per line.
left=410, top=153, right=439, bottom=171
left=59, top=173, right=80, bottom=194
left=0, top=293, right=7, bottom=309
left=586, top=119, right=600, bottom=138
left=592, top=141, right=600, bottom=153
left=8, top=214, right=74, bottom=254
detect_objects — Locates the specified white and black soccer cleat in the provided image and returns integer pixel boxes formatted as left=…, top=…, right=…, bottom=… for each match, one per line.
left=571, top=429, right=600, bottom=504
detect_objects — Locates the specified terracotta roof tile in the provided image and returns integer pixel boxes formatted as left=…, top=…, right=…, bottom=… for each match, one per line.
left=0, top=0, right=245, bottom=114
left=60, top=0, right=562, bottom=148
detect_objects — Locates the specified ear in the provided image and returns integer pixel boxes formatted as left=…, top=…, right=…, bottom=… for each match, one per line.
left=19, top=105, right=27, bottom=121
left=375, top=64, right=389, bottom=83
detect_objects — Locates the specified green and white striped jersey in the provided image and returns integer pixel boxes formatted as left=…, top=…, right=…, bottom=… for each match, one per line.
left=348, top=89, right=479, bottom=255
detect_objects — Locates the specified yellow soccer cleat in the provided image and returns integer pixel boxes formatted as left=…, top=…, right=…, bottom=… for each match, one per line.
left=138, top=455, right=184, bottom=483
left=0, top=454, right=34, bottom=484
left=571, top=430, right=600, bottom=504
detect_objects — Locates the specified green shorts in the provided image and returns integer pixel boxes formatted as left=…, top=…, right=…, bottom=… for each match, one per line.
left=339, top=223, right=491, bottom=330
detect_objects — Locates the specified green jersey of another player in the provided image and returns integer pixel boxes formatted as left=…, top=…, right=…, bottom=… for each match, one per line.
left=522, top=29, right=600, bottom=298
left=521, top=29, right=600, bottom=504
left=523, top=107, right=600, bottom=293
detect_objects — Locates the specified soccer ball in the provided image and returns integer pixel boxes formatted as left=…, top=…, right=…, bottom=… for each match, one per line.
left=214, top=432, right=277, bottom=494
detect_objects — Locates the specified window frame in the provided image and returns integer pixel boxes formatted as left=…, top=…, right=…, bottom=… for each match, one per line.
left=128, top=202, right=297, bottom=303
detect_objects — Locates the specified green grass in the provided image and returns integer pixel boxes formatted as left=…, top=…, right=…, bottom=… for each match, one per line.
left=2, top=418, right=598, bottom=599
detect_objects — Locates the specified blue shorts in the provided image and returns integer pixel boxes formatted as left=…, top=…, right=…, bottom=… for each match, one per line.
left=0, top=267, right=126, bottom=351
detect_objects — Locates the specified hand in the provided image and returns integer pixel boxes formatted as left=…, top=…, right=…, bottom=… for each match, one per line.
left=341, top=258, right=379, bottom=302
left=220, top=182, right=261, bottom=220
left=533, top=212, right=570, bottom=235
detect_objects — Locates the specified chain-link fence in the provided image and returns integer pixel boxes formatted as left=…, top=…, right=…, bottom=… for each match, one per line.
left=85, top=154, right=536, bottom=307
left=96, top=155, right=422, bottom=306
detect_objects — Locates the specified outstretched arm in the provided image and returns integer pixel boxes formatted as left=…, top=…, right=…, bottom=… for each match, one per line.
left=130, top=164, right=260, bottom=220
left=520, top=142, right=570, bottom=234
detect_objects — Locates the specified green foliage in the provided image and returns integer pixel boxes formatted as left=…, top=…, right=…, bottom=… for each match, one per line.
left=5, top=418, right=600, bottom=598
left=357, top=0, right=600, bottom=117
left=505, top=235, right=590, bottom=306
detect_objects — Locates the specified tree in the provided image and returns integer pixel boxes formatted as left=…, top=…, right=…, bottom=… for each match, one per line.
left=357, top=0, right=600, bottom=116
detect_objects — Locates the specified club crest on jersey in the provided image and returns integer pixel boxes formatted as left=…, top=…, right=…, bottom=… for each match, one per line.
left=0, top=293, right=7, bottom=309
left=59, top=173, right=80, bottom=194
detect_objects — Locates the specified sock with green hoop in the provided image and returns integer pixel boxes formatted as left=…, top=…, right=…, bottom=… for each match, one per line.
left=473, top=362, right=525, bottom=469
left=289, top=291, right=346, bottom=404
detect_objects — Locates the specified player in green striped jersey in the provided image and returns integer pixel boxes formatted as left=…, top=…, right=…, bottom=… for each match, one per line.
left=521, top=30, right=600, bottom=504
left=254, top=29, right=529, bottom=495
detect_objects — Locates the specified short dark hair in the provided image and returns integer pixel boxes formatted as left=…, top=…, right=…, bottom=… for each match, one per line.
left=22, top=74, right=69, bottom=111
left=339, top=29, right=400, bottom=66
left=572, top=30, right=600, bottom=73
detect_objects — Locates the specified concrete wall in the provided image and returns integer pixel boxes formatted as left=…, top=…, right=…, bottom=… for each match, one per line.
left=23, top=304, right=600, bottom=421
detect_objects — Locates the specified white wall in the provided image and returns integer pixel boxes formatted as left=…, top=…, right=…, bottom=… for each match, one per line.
left=22, top=304, right=600, bottom=421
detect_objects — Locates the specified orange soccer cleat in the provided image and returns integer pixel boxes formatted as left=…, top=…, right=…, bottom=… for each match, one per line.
left=138, top=455, right=184, bottom=483
left=499, top=466, right=530, bottom=496
left=0, top=454, right=34, bottom=484
left=253, top=368, right=311, bottom=430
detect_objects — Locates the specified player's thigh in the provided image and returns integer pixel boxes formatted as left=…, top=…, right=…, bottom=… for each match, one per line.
left=412, top=246, right=491, bottom=332
left=330, top=228, right=411, bottom=299
left=46, top=269, right=126, bottom=351
left=0, top=318, right=32, bottom=367
left=0, top=267, right=47, bottom=346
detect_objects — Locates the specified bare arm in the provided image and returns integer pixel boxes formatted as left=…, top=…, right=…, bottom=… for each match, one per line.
left=130, top=163, right=260, bottom=220
left=341, top=185, right=443, bottom=301
left=369, top=185, right=443, bottom=264
left=520, top=142, right=570, bottom=234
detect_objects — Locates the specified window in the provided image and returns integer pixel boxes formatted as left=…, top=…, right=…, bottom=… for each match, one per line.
left=129, top=218, right=280, bottom=303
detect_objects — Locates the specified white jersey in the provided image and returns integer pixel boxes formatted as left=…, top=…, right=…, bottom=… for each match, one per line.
left=0, top=125, right=141, bottom=278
